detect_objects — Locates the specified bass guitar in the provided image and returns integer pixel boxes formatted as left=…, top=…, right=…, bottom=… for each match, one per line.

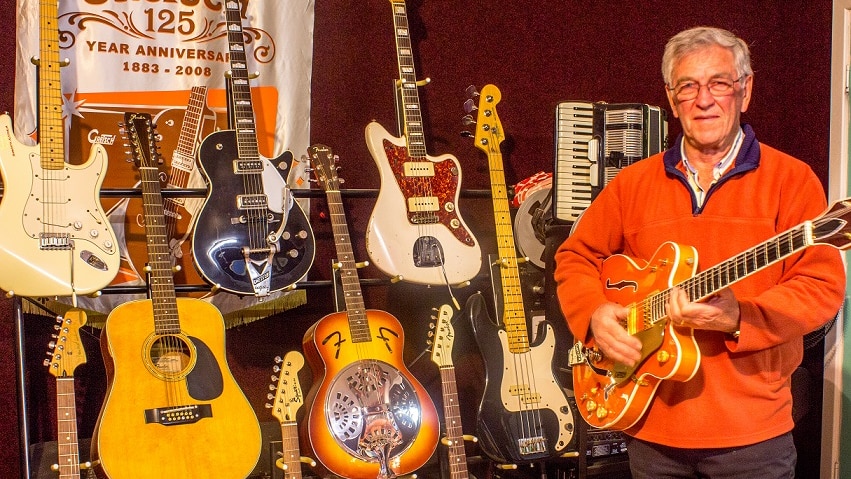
left=364, top=0, right=482, bottom=286
left=45, top=309, right=90, bottom=479
left=466, top=85, right=575, bottom=463
left=268, top=351, right=315, bottom=479
left=92, top=112, right=262, bottom=479
left=302, top=144, right=439, bottom=479
left=569, top=197, right=851, bottom=431
left=192, top=0, right=315, bottom=296
left=429, top=304, right=473, bottom=479
left=112, top=85, right=211, bottom=289
left=0, top=0, right=118, bottom=298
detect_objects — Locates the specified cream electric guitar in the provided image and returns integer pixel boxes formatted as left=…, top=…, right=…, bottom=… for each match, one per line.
left=365, top=0, right=482, bottom=286
left=0, top=0, right=118, bottom=297
left=267, top=351, right=315, bottom=479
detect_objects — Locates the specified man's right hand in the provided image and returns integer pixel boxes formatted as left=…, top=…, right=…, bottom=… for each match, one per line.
left=589, top=302, right=643, bottom=367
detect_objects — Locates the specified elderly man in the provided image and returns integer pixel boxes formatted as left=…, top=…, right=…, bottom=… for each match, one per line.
left=555, top=26, right=845, bottom=478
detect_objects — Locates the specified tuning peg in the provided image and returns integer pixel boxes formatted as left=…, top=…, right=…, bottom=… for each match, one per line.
left=463, top=98, right=477, bottom=114
left=465, top=84, right=479, bottom=97
left=460, top=131, right=473, bottom=138
left=462, top=114, right=476, bottom=126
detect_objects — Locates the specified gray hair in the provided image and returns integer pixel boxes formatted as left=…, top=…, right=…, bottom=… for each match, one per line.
left=662, top=26, right=752, bottom=86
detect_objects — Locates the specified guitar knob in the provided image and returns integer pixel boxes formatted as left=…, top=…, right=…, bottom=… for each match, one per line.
left=596, top=406, right=609, bottom=419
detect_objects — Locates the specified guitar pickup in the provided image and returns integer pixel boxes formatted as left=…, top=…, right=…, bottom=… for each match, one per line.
left=39, top=232, right=71, bottom=250
left=233, top=159, right=264, bottom=174
left=144, top=404, right=212, bottom=426
left=407, top=196, right=439, bottom=212
left=237, top=194, right=269, bottom=210
left=403, top=161, right=435, bottom=177
left=508, top=384, right=542, bottom=406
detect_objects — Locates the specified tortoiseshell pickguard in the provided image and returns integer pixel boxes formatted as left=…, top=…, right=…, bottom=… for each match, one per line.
left=382, top=139, right=475, bottom=246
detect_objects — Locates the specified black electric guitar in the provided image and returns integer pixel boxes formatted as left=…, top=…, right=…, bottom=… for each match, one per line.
left=301, top=144, right=439, bottom=479
left=466, top=85, right=575, bottom=463
left=0, top=0, right=118, bottom=297
left=45, top=309, right=89, bottom=479
left=92, top=113, right=262, bottom=478
left=429, top=304, right=472, bottom=479
left=364, top=0, right=482, bottom=286
left=192, top=0, right=315, bottom=296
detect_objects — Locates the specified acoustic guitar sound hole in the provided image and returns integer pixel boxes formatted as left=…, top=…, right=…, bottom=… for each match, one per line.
left=146, top=334, right=194, bottom=381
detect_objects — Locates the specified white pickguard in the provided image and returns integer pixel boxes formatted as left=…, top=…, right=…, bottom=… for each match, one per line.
left=364, top=121, right=482, bottom=286
left=495, top=323, right=574, bottom=449
left=0, top=114, right=119, bottom=297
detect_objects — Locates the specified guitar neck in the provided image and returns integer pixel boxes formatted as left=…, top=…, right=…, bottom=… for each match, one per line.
left=280, top=422, right=303, bottom=479
left=438, top=366, right=469, bottom=479
left=484, top=127, right=529, bottom=352
left=389, top=0, right=426, bottom=157
left=169, top=85, right=208, bottom=187
left=323, top=187, right=371, bottom=343
left=56, top=377, right=81, bottom=479
left=38, top=0, right=65, bottom=170
left=223, top=3, right=261, bottom=163
left=647, top=222, right=813, bottom=325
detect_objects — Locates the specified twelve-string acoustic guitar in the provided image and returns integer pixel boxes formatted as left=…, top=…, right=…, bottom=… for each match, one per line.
left=92, top=113, right=261, bottom=479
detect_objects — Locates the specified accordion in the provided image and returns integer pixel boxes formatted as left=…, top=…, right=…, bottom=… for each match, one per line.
left=553, top=102, right=668, bottom=223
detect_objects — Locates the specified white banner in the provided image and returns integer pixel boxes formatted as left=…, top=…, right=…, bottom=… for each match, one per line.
left=14, top=0, right=315, bottom=325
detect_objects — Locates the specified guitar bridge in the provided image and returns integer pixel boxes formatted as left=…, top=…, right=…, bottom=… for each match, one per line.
left=517, top=436, right=548, bottom=456
left=39, top=232, right=71, bottom=250
left=144, top=404, right=213, bottom=426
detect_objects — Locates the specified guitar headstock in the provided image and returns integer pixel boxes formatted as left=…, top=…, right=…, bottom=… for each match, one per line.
left=268, top=351, right=305, bottom=425
left=465, top=84, right=504, bottom=155
left=123, top=112, right=161, bottom=169
left=307, top=144, right=341, bottom=192
left=429, top=304, right=456, bottom=367
left=45, top=310, right=88, bottom=378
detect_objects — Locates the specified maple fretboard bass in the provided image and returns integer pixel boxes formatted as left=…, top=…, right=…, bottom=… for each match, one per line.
left=569, top=197, right=851, bottom=431
left=301, top=144, right=439, bottom=479
left=466, top=85, right=576, bottom=464
left=0, top=0, right=118, bottom=298
left=192, top=0, right=315, bottom=297
left=92, top=113, right=261, bottom=478
left=364, top=0, right=482, bottom=286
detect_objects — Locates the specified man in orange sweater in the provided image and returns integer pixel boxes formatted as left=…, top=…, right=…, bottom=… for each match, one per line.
left=554, top=26, right=845, bottom=478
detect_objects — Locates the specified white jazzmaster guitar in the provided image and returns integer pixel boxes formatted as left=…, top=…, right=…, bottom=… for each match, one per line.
left=0, top=0, right=118, bottom=297
left=365, top=0, right=482, bottom=286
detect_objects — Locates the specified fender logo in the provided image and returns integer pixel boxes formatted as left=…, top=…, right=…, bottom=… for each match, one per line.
left=605, top=278, right=638, bottom=292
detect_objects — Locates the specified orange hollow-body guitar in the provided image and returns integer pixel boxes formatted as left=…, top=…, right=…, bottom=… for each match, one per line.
left=571, top=197, right=851, bottom=430
left=301, top=145, right=438, bottom=479
left=91, top=113, right=261, bottom=478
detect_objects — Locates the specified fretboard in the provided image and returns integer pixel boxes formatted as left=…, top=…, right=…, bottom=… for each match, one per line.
left=56, top=377, right=80, bottom=479
left=131, top=116, right=181, bottom=335
left=324, top=188, right=371, bottom=343
left=484, top=128, right=529, bottom=353
left=643, top=223, right=812, bottom=327
left=38, top=0, right=64, bottom=171
left=169, top=85, right=208, bottom=186
left=279, top=422, right=303, bottom=479
left=390, top=0, right=427, bottom=158
left=439, top=366, right=469, bottom=479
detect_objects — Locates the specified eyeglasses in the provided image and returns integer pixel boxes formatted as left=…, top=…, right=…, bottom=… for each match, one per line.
left=668, top=75, right=745, bottom=101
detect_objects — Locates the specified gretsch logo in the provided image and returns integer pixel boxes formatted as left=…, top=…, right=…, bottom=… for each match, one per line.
left=88, top=129, right=117, bottom=145
left=605, top=278, right=638, bottom=292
